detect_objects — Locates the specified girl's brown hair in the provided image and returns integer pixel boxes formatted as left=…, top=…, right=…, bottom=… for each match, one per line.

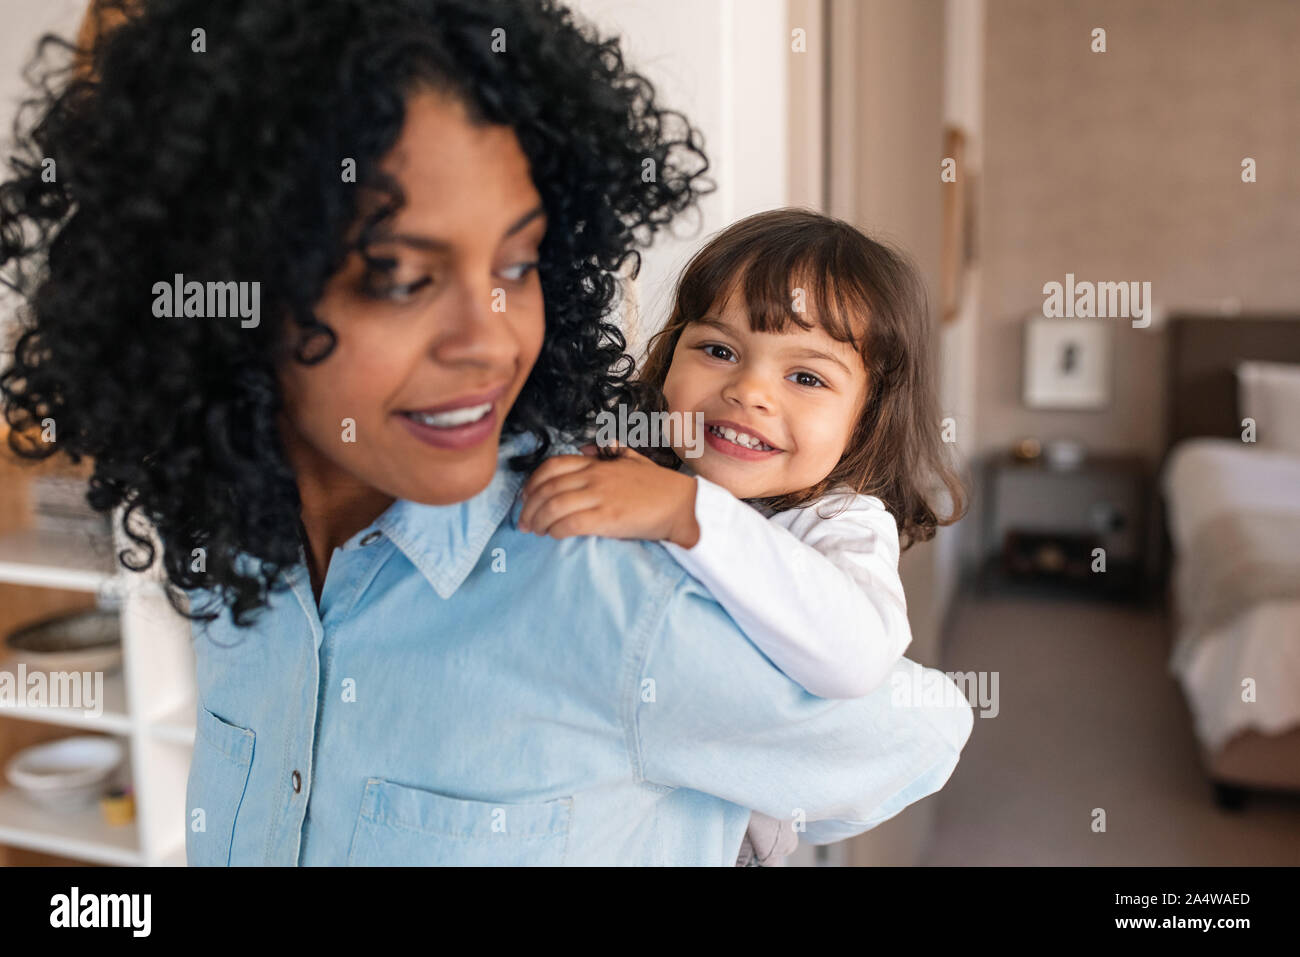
left=634, top=207, right=965, bottom=550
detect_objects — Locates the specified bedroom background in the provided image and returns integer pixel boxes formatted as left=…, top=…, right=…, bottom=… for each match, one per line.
left=0, top=0, right=1296, bottom=867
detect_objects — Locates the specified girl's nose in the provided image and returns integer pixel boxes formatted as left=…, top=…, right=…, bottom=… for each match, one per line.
left=722, top=370, right=774, bottom=414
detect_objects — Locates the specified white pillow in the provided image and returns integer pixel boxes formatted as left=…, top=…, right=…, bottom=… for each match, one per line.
left=1237, top=360, right=1300, bottom=454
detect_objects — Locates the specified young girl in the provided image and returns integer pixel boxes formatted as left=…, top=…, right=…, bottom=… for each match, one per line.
left=517, top=207, right=966, bottom=865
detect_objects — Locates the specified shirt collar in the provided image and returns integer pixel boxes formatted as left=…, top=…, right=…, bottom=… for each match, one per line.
left=364, top=428, right=566, bottom=600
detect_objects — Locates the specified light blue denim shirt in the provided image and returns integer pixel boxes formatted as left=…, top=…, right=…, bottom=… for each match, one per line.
left=185, top=429, right=974, bottom=865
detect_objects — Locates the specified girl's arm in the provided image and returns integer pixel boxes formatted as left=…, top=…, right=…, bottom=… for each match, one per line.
left=662, top=473, right=911, bottom=699
left=518, top=446, right=911, bottom=698
left=636, top=574, right=972, bottom=845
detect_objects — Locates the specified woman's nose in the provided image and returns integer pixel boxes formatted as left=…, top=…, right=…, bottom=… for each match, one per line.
left=430, top=276, right=525, bottom=370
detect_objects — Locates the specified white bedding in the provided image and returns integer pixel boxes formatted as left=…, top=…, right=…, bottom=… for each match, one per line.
left=1161, top=438, right=1300, bottom=752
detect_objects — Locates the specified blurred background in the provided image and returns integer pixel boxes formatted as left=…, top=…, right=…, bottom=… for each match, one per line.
left=1, top=0, right=1297, bottom=866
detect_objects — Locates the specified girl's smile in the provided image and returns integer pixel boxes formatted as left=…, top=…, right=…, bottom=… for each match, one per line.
left=662, top=285, right=868, bottom=500
left=703, top=419, right=783, bottom=459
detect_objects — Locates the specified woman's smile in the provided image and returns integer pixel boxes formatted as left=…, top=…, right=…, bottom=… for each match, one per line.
left=395, top=381, right=510, bottom=450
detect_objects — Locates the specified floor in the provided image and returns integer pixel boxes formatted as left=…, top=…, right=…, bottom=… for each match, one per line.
left=920, top=582, right=1300, bottom=865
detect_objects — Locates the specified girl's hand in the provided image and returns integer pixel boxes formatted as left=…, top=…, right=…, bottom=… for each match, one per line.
left=518, top=443, right=701, bottom=548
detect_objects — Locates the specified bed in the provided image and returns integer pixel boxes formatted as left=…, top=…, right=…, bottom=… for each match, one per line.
left=1158, top=315, right=1300, bottom=808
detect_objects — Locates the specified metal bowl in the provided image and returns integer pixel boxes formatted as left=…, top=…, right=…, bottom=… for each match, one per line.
left=4, top=609, right=122, bottom=674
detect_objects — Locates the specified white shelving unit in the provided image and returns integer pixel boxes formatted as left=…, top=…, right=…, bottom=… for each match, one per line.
left=0, top=508, right=196, bottom=866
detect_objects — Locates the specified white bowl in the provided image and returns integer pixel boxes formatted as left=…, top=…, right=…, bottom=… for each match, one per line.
left=5, top=736, right=124, bottom=802
left=14, top=780, right=109, bottom=811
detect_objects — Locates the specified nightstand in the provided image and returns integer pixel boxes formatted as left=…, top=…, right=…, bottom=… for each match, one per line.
left=979, top=452, right=1151, bottom=599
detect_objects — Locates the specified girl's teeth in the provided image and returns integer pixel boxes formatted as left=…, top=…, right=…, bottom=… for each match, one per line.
left=710, top=425, right=772, bottom=451
left=407, top=402, right=492, bottom=428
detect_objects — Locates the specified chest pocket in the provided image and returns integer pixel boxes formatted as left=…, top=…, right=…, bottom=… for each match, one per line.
left=185, top=705, right=255, bottom=866
left=346, top=778, right=572, bottom=866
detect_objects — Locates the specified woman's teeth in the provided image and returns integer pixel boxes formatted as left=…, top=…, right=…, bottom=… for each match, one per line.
left=404, top=402, right=493, bottom=428
left=709, top=424, right=774, bottom=451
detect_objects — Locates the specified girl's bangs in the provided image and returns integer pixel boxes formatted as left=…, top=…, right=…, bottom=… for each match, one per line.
left=721, top=252, right=867, bottom=351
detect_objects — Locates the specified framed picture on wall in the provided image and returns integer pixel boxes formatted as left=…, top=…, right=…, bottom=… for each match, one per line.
left=1022, top=316, right=1113, bottom=410
left=940, top=125, right=978, bottom=324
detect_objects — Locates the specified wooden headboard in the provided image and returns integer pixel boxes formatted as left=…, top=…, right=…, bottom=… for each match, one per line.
left=1165, top=314, right=1300, bottom=456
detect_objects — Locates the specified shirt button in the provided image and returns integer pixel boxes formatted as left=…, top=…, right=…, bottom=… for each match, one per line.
left=291, top=770, right=302, bottom=793
left=359, top=531, right=382, bottom=546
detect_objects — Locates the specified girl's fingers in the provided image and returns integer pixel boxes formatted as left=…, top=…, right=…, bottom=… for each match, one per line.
left=521, top=454, right=592, bottom=498
left=518, top=471, right=592, bottom=531
left=524, top=487, right=606, bottom=537
left=543, top=507, right=608, bottom=540
left=580, top=441, right=648, bottom=462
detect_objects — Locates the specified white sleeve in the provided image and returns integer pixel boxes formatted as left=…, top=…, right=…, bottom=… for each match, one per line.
left=661, top=474, right=912, bottom=699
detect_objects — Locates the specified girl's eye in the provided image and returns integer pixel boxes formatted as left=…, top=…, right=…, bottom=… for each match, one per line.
left=788, top=370, right=826, bottom=388
left=500, top=261, right=540, bottom=282
left=700, top=343, right=736, bottom=362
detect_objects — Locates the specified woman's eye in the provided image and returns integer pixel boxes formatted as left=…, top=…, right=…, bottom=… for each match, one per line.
left=361, top=258, right=432, bottom=302
left=363, top=276, right=432, bottom=302
left=700, top=343, right=735, bottom=362
left=500, top=261, right=540, bottom=282
left=788, top=370, right=826, bottom=388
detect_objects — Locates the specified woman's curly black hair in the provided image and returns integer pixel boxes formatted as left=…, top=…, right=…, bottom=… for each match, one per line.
left=0, top=0, right=712, bottom=627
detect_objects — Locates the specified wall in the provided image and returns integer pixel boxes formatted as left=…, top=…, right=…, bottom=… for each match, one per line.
left=0, top=0, right=87, bottom=348
left=937, top=0, right=985, bottom=584
left=568, top=0, right=795, bottom=357
left=0, top=1, right=87, bottom=145
left=829, top=0, right=949, bottom=866
left=832, top=0, right=947, bottom=667
left=974, top=0, right=1300, bottom=487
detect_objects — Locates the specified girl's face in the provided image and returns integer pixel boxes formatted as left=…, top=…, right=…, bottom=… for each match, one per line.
left=661, top=288, right=868, bottom=499
left=278, top=90, right=547, bottom=509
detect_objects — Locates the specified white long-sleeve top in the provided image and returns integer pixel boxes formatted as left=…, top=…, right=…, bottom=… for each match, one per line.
left=661, top=471, right=912, bottom=699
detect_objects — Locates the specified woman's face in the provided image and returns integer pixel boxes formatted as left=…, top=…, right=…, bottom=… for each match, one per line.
left=278, top=89, right=547, bottom=509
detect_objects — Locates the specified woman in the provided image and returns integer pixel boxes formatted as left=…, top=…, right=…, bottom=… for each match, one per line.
left=0, top=0, right=972, bottom=865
